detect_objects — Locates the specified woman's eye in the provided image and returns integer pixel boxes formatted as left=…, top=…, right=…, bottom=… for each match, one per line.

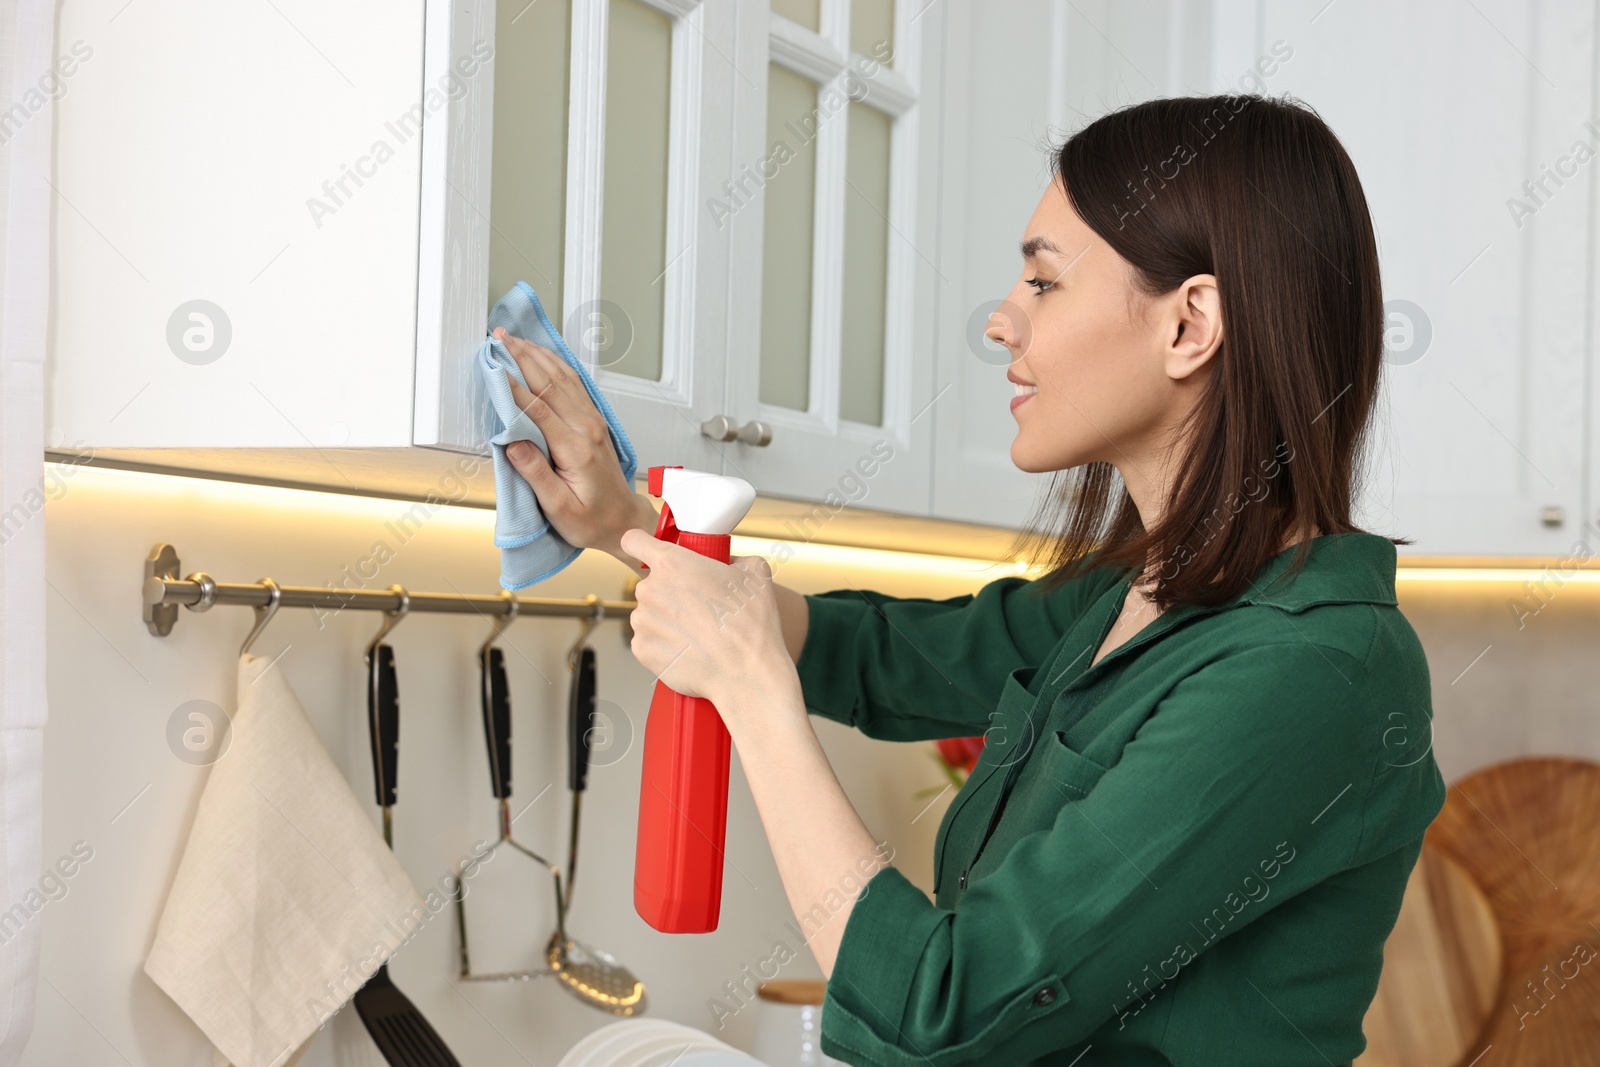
left=1025, top=276, right=1054, bottom=294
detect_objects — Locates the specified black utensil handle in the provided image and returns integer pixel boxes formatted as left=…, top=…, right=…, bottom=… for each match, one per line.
left=481, top=645, right=512, bottom=799
left=367, top=642, right=399, bottom=807
left=568, top=645, right=596, bottom=794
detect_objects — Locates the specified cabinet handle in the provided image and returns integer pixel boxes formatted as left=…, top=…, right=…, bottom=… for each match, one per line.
left=699, top=414, right=739, bottom=442
left=737, top=420, right=773, bottom=447
left=1541, top=506, right=1565, bottom=527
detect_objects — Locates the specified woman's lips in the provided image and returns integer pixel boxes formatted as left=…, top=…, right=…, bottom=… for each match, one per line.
left=1010, top=391, right=1034, bottom=412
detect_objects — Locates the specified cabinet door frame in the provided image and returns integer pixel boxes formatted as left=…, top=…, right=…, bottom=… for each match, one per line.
left=722, top=0, right=940, bottom=516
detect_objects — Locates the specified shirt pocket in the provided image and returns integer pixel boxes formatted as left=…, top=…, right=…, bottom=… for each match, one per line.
left=975, top=729, right=1113, bottom=866
left=1037, top=728, right=1112, bottom=799
left=933, top=664, right=1040, bottom=895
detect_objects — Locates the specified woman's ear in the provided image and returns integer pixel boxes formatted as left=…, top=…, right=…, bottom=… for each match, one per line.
left=1165, top=274, right=1223, bottom=380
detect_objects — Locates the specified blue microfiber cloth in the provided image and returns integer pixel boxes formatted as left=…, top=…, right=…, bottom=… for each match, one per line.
left=479, top=281, right=638, bottom=590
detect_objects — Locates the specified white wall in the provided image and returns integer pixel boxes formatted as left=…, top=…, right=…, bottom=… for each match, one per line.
left=27, top=464, right=1015, bottom=1066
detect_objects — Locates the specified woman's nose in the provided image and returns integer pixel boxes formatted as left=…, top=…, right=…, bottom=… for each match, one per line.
left=984, top=317, right=1009, bottom=349
left=985, top=299, right=1028, bottom=353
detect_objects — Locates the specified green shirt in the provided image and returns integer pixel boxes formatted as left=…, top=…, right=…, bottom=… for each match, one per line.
left=794, top=532, right=1445, bottom=1066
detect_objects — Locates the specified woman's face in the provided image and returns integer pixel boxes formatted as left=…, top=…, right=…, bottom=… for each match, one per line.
left=987, top=178, right=1217, bottom=480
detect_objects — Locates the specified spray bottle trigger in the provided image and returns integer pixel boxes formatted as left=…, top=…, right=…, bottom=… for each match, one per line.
left=641, top=465, right=684, bottom=571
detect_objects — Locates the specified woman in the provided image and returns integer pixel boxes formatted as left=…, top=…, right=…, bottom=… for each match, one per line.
left=495, top=94, right=1446, bottom=1066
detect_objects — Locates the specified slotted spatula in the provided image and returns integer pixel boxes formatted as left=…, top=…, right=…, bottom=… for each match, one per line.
left=354, top=637, right=463, bottom=1067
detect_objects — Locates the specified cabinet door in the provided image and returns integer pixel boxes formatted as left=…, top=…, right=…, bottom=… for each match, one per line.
left=572, top=0, right=737, bottom=480
left=928, top=0, right=1210, bottom=528
left=1261, top=0, right=1592, bottom=557
left=420, top=0, right=736, bottom=484
left=720, top=0, right=940, bottom=517
left=49, top=0, right=425, bottom=450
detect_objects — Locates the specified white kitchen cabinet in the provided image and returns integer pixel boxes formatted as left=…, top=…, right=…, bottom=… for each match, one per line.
left=48, top=0, right=942, bottom=521
left=928, top=0, right=1597, bottom=557
left=1260, top=0, right=1593, bottom=559
left=51, top=0, right=1593, bottom=555
left=48, top=0, right=735, bottom=480
left=927, top=0, right=1216, bottom=529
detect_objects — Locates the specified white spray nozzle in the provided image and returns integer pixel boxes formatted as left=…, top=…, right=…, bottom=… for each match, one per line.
left=660, top=469, right=756, bottom=536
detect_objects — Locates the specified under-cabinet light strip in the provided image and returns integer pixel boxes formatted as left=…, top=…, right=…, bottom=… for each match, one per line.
left=59, top=464, right=1600, bottom=588
left=1393, top=567, right=1600, bottom=585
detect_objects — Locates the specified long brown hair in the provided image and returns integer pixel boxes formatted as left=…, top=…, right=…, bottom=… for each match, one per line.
left=1008, top=93, right=1409, bottom=610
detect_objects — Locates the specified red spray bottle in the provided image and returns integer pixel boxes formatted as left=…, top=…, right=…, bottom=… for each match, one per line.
left=633, top=465, right=758, bottom=933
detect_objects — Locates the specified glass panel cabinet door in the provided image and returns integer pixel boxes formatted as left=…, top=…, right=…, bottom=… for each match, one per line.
left=723, top=0, right=941, bottom=515
left=558, top=0, right=740, bottom=479
left=430, top=0, right=934, bottom=503
left=429, top=0, right=736, bottom=474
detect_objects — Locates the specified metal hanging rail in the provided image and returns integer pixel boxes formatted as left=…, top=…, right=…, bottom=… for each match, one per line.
left=142, top=543, right=639, bottom=638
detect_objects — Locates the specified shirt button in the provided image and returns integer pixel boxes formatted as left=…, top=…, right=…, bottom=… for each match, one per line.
left=1033, top=986, right=1056, bottom=1006
left=958, top=868, right=968, bottom=890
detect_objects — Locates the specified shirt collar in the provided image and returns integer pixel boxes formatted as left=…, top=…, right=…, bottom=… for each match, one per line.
left=1059, top=533, right=1398, bottom=693
left=1226, top=532, right=1398, bottom=613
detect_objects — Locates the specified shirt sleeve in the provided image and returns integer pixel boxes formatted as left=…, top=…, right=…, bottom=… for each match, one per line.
left=818, top=640, right=1447, bottom=1066
left=795, top=565, right=1112, bottom=742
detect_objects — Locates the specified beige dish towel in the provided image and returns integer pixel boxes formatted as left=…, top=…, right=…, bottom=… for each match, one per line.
left=146, top=653, right=425, bottom=1067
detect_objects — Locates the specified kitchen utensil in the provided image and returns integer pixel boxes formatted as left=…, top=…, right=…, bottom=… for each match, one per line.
left=564, top=597, right=602, bottom=905
left=452, top=594, right=644, bottom=1013
left=353, top=590, right=463, bottom=1067
left=455, top=590, right=567, bottom=983
left=1354, top=841, right=1502, bottom=1067
left=633, top=465, right=757, bottom=933
left=1427, top=756, right=1600, bottom=1065
left=547, top=598, right=648, bottom=1014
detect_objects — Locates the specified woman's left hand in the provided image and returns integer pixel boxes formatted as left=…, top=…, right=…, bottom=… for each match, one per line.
left=618, top=527, right=798, bottom=722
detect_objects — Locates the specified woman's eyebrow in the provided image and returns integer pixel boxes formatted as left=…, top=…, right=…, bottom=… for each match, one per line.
left=1020, top=235, right=1063, bottom=258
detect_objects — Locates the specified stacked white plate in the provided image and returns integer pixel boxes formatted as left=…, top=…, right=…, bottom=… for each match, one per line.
left=557, top=1018, right=772, bottom=1067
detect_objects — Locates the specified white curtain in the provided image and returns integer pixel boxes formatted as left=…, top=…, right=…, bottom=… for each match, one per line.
left=0, top=0, right=52, bottom=1061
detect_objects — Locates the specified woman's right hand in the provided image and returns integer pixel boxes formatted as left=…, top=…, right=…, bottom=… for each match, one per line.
left=494, top=327, right=656, bottom=565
